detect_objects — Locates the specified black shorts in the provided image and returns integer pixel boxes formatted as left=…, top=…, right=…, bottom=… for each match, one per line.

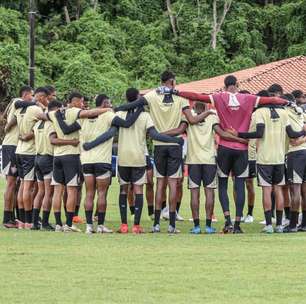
left=257, top=164, right=285, bottom=186
left=248, top=160, right=257, bottom=179
left=217, top=145, right=248, bottom=178
left=35, top=155, right=53, bottom=182
left=146, top=155, right=153, bottom=171
left=2, top=145, right=18, bottom=177
left=188, top=164, right=217, bottom=189
left=52, top=155, right=81, bottom=186
left=82, top=163, right=112, bottom=179
left=154, top=145, right=182, bottom=178
left=118, top=166, right=146, bottom=185
left=16, top=154, right=36, bottom=181
left=287, top=150, right=306, bottom=184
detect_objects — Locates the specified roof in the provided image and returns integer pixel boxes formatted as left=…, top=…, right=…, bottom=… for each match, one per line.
left=141, top=55, right=306, bottom=94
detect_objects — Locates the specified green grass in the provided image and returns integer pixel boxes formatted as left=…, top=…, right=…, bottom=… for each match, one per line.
left=1, top=178, right=306, bottom=304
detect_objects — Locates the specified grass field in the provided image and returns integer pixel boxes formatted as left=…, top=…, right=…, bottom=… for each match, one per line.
left=1, top=178, right=306, bottom=304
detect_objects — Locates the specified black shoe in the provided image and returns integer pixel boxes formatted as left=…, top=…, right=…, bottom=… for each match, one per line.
left=31, top=224, right=41, bottom=230
left=41, top=223, right=55, bottom=231
left=283, top=226, right=298, bottom=233
left=297, top=225, right=306, bottom=232
left=222, top=223, right=233, bottom=234
left=233, top=226, right=244, bottom=234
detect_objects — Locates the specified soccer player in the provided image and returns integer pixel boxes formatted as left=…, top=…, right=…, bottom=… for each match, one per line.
left=48, top=92, right=112, bottom=232
left=163, top=102, right=247, bottom=234
left=171, top=75, right=286, bottom=233
left=232, top=105, right=306, bottom=233
left=292, top=90, right=306, bottom=110
left=115, top=71, right=212, bottom=233
left=2, top=86, right=33, bottom=228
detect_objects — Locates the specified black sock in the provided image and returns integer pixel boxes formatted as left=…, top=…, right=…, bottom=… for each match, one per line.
left=234, top=221, right=240, bottom=229
left=66, top=212, right=74, bottom=227
left=54, top=212, right=62, bottom=226
left=302, top=211, right=306, bottom=227
left=42, top=211, right=50, bottom=226
left=18, top=208, right=25, bottom=223
left=248, top=205, right=254, bottom=216
left=289, top=211, right=298, bottom=229
left=206, top=219, right=212, bottom=227
left=176, top=202, right=181, bottom=213
left=276, top=210, right=283, bottom=226
left=284, top=207, right=290, bottom=220
left=161, top=201, right=167, bottom=210
left=25, top=210, right=32, bottom=223
left=10, top=211, right=15, bottom=221
left=98, top=212, right=105, bottom=225
left=119, top=194, right=127, bottom=224
left=264, top=210, right=272, bottom=226
left=85, top=210, right=93, bottom=225
left=169, top=211, right=176, bottom=228
left=3, top=211, right=11, bottom=223
left=154, top=209, right=161, bottom=226
left=193, top=218, right=200, bottom=227
left=32, top=208, right=40, bottom=226
left=74, top=204, right=80, bottom=216
left=134, top=194, right=143, bottom=225
left=129, top=206, right=135, bottom=215
left=225, top=215, right=232, bottom=226
left=148, top=205, right=154, bottom=216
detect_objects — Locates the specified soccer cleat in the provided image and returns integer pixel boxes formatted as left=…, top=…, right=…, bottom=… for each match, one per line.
left=244, top=215, right=254, bottom=224
left=190, top=226, right=201, bottom=234
left=55, top=225, right=63, bottom=232
left=161, top=207, right=169, bottom=220
left=274, top=225, right=284, bottom=233
left=167, top=225, right=180, bottom=234
left=63, top=224, right=81, bottom=232
left=97, top=225, right=113, bottom=233
left=132, top=225, right=145, bottom=234
left=283, top=226, right=298, bottom=233
left=85, top=224, right=95, bottom=234
left=176, top=212, right=184, bottom=221
left=16, top=220, right=24, bottom=230
left=297, top=225, right=306, bottom=232
left=240, top=216, right=245, bottom=223
left=30, top=224, right=41, bottom=231
left=117, top=223, right=129, bottom=234
left=233, top=226, right=244, bottom=234
left=41, top=223, right=55, bottom=231
left=24, top=223, right=33, bottom=230
left=282, top=218, right=290, bottom=227
left=151, top=224, right=161, bottom=233
left=72, top=216, right=84, bottom=224
left=222, top=223, right=233, bottom=234
left=3, top=220, right=17, bottom=229
left=205, top=226, right=216, bottom=234
left=262, top=225, right=274, bottom=234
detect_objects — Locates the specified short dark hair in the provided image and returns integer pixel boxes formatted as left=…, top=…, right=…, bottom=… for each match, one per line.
left=283, top=93, right=295, bottom=102
left=239, top=90, right=250, bottom=94
left=34, top=87, right=49, bottom=96
left=45, top=85, right=55, bottom=94
left=268, top=84, right=283, bottom=95
left=19, top=85, right=32, bottom=97
left=224, top=75, right=237, bottom=88
left=292, top=90, right=304, bottom=99
left=48, top=100, right=62, bottom=110
left=95, top=94, right=109, bottom=107
left=68, top=92, right=83, bottom=103
left=161, top=71, right=175, bottom=83
left=126, top=88, right=139, bottom=102
left=257, top=90, right=270, bottom=97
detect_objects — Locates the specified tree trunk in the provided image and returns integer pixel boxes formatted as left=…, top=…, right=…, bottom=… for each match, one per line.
left=166, top=0, right=178, bottom=39
left=63, top=0, right=70, bottom=24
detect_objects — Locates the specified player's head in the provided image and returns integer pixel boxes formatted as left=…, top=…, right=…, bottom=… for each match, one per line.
left=48, top=100, right=62, bottom=111
left=268, top=84, right=283, bottom=97
left=239, top=90, right=250, bottom=94
left=160, top=71, right=176, bottom=88
left=257, top=90, right=270, bottom=97
left=45, top=85, right=57, bottom=102
left=224, top=75, right=238, bottom=91
left=67, top=92, right=84, bottom=109
left=283, top=93, right=295, bottom=102
left=194, top=101, right=206, bottom=114
left=95, top=94, right=112, bottom=108
left=34, top=87, right=49, bottom=106
left=292, top=90, right=305, bottom=105
left=126, top=88, right=140, bottom=103
left=19, top=85, right=33, bottom=101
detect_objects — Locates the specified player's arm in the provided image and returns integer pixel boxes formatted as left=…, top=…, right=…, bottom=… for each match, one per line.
left=78, top=107, right=112, bottom=118
left=236, top=124, right=265, bottom=139
left=183, top=108, right=215, bottom=124
left=111, top=107, right=143, bottom=128
left=49, top=132, right=79, bottom=146
left=114, top=97, right=148, bottom=112
left=83, top=126, right=118, bottom=151
left=55, top=110, right=81, bottom=134
left=213, top=124, right=249, bottom=144
left=286, top=124, right=306, bottom=138
left=4, top=116, right=17, bottom=133
left=14, top=100, right=36, bottom=109
left=162, top=121, right=188, bottom=136
left=257, top=96, right=287, bottom=106
left=290, top=136, right=306, bottom=146
left=147, top=127, right=184, bottom=145
left=19, top=132, right=34, bottom=141
left=174, top=91, right=211, bottom=103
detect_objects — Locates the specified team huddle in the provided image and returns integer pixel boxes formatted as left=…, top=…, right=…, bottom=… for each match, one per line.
left=2, top=70, right=306, bottom=234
